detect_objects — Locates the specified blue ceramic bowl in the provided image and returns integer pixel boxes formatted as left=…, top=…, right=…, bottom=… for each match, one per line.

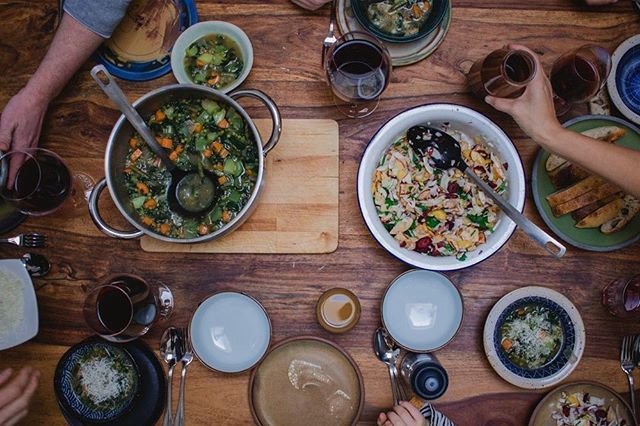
left=493, top=296, right=575, bottom=380
left=54, top=341, right=140, bottom=423
left=615, top=44, right=640, bottom=115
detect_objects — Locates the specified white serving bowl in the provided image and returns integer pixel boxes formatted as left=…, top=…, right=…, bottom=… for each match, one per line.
left=0, top=259, right=38, bottom=351
left=171, top=21, right=253, bottom=93
left=357, top=104, right=526, bottom=271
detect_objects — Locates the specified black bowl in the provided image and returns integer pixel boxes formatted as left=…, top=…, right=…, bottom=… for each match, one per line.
left=350, top=0, right=449, bottom=43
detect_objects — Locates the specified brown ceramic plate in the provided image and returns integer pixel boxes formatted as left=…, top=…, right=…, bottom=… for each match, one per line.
left=249, top=336, right=364, bottom=426
left=529, top=381, right=636, bottom=426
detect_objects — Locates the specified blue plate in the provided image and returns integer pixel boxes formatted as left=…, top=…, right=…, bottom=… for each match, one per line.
left=95, top=0, right=198, bottom=81
left=616, top=44, right=640, bottom=115
left=493, top=296, right=575, bottom=380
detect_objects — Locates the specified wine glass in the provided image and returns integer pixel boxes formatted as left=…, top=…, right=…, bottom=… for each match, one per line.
left=324, top=31, right=391, bottom=118
left=0, top=148, right=93, bottom=217
left=467, top=48, right=537, bottom=99
left=550, top=45, right=612, bottom=116
left=83, top=274, right=174, bottom=343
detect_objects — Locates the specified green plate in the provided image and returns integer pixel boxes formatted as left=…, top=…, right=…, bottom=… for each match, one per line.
left=531, top=115, right=640, bottom=252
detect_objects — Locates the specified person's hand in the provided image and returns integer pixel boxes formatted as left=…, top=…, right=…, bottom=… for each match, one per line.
left=291, top=0, right=332, bottom=11
left=484, top=44, right=563, bottom=146
left=0, top=367, right=40, bottom=426
left=584, top=0, right=617, bottom=5
left=0, top=87, right=49, bottom=188
left=377, top=401, right=428, bottom=426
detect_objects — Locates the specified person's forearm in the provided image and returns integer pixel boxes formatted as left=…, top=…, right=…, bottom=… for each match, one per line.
left=537, top=127, right=640, bottom=198
left=22, top=13, right=104, bottom=103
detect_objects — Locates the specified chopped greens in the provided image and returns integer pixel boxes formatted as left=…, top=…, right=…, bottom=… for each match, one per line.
left=184, top=34, right=244, bottom=90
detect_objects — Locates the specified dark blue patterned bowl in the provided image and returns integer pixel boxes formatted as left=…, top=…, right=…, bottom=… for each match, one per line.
left=54, top=341, right=140, bottom=423
left=493, top=296, right=575, bottom=380
left=615, top=44, right=640, bottom=116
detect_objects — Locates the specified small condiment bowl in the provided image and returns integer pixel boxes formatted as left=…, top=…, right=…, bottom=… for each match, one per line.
left=170, top=21, right=253, bottom=93
left=316, top=288, right=361, bottom=334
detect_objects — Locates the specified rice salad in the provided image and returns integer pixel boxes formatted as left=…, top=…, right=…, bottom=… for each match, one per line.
left=372, top=129, right=508, bottom=260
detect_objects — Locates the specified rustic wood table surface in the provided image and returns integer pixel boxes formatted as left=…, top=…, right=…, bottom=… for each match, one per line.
left=1, top=0, right=640, bottom=425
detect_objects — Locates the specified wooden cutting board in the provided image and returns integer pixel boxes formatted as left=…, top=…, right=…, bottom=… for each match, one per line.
left=140, top=119, right=339, bottom=254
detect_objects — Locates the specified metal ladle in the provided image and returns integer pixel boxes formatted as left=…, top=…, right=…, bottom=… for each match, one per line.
left=90, top=65, right=217, bottom=217
left=407, top=125, right=566, bottom=258
left=373, top=327, right=407, bottom=405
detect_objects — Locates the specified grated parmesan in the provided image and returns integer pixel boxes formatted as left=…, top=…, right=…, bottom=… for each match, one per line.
left=0, top=270, right=24, bottom=337
left=78, top=357, right=131, bottom=405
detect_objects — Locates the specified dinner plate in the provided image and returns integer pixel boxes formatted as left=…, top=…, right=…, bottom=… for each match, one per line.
left=608, top=34, right=640, bottom=125
left=529, top=381, right=636, bottom=426
left=531, top=115, right=640, bottom=252
left=190, top=292, right=271, bottom=373
left=95, top=0, right=198, bottom=81
left=483, top=286, right=585, bottom=389
left=54, top=337, right=165, bottom=426
left=381, top=269, right=464, bottom=352
left=0, top=259, right=38, bottom=351
left=249, top=336, right=364, bottom=426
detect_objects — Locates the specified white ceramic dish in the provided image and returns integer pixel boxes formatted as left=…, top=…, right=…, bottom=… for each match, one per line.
left=381, top=269, right=464, bottom=352
left=171, top=21, right=253, bottom=93
left=483, top=286, right=585, bottom=390
left=190, top=292, right=271, bottom=373
left=607, top=34, right=640, bottom=125
left=0, top=259, right=38, bottom=351
left=357, top=104, right=526, bottom=271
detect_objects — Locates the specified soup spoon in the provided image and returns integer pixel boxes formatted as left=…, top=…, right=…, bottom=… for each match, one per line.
left=407, top=125, right=566, bottom=258
left=374, top=327, right=407, bottom=405
left=90, top=65, right=217, bottom=218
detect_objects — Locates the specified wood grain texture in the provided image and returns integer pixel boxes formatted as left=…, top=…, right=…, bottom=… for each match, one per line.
left=0, top=1, right=640, bottom=425
left=140, top=119, right=340, bottom=253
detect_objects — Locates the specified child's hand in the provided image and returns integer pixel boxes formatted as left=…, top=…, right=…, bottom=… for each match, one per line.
left=377, top=401, right=428, bottom=426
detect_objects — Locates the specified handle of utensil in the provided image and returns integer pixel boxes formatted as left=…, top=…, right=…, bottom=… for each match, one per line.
left=463, top=168, right=566, bottom=258
left=88, top=178, right=144, bottom=240
left=163, top=364, right=175, bottom=426
left=90, top=65, right=174, bottom=168
left=387, top=364, right=400, bottom=406
left=175, top=365, right=188, bottom=426
left=229, top=89, right=282, bottom=156
left=626, top=372, right=638, bottom=420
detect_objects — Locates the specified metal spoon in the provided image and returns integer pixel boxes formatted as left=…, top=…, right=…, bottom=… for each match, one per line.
left=90, top=65, right=217, bottom=217
left=174, top=328, right=193, bottom=426
left=407, top=125, right=566, bottom=258
left=160, top=327, right=180, bottom=426
left=374, top=327, right=403, bottom=405
left=20, top=253, right=50, bottom=277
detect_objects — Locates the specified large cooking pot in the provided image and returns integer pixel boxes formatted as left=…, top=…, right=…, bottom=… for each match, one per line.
left=88, top=79, right=281, bottom=244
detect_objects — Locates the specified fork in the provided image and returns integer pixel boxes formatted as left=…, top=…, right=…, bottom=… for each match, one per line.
left=321, top=0, right=337, bottom=68
left=621, top=335, right=637, bottom=419
left=0, top=233, right=46, bottom=248
left=174, top=328, right=193, bottom=426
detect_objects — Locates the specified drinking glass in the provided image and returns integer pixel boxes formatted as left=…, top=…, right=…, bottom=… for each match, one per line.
left=83, top=274, right=174, bottom=342
left=0, top=148, right=93, bottom=217
left=550, top=45, right=611, bottom=116
left=467, top=48, right=537, bottom=99
left=324, top=31, right=391, bottom=118
left=602, top=274, right=640, bottom=319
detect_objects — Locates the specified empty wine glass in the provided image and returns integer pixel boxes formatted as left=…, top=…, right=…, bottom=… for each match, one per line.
left=324, top=31, right=391, bottom=118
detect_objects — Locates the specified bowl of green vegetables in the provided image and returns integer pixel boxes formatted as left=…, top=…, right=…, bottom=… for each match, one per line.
left=171, top=21, right=253, bottom=93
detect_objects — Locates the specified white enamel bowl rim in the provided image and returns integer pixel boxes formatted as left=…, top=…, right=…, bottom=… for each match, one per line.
left=189, top=291, right=271, bottom=373
left=0, top=259, right=38, bottom=351
left=357, top=103, right=526, bottom=271
left=483, top=286, right=586, bottom=389
left=381, top=269, right=464, bottom=352
left=607, top=34, right=640, bottom=125
left=171, top=21, right=254, bottom=93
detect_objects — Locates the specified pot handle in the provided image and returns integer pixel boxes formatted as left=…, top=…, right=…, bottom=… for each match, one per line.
left=229, top=89, right=282, bottom=156
left=88, top=178, right=144, bottom=240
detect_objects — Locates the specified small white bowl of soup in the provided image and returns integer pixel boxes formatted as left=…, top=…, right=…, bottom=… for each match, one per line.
left=171, top=21, right=253, bottom=93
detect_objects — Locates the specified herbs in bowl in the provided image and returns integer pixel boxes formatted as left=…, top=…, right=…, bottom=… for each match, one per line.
left=499, top=304, right=564, bottom=370
left=184, top=34, right=244, bottom=90
left=366, top=0, right=432, bottom=38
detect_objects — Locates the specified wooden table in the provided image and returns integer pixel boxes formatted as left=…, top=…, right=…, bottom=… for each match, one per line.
left=1, top=0, right=640, bottom=424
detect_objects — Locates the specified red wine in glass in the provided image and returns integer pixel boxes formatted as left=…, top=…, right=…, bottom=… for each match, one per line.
left=468, top=48, right=537, bottom=99
left=325, top=32, right=391, bottom=118
left=84, top=274, right=174, bottom=342
left=550, top=45, right=611, bottom=115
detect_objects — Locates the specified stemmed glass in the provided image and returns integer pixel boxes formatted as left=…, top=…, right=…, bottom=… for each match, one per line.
left=0, top=148, right=93, bottom=217
left=550, top=45, right=612, bottom=116
left=83, top=274, right=174, bottom=343
left=324, top=31, right=392, bottom=118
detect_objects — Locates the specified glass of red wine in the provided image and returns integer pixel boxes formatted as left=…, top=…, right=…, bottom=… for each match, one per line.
left=324, top=31, right=391, bottom=118
left=0, top=148, right=92, bottom=217
left=83, top=274, right=174, bottom=342
left=550, top=45, right=611, bottom=116
left=467, top=48, right=537, bottom=99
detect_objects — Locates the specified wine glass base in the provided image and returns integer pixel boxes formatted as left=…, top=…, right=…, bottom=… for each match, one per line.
left=334, top=96, right=379, bottom=118
left=158, top=283, right=174, bottom=321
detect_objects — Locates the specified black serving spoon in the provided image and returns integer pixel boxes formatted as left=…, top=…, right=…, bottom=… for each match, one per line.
left=91, top=65, right=217, bottom=218
left=407, top=125, right=566, bottom=258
